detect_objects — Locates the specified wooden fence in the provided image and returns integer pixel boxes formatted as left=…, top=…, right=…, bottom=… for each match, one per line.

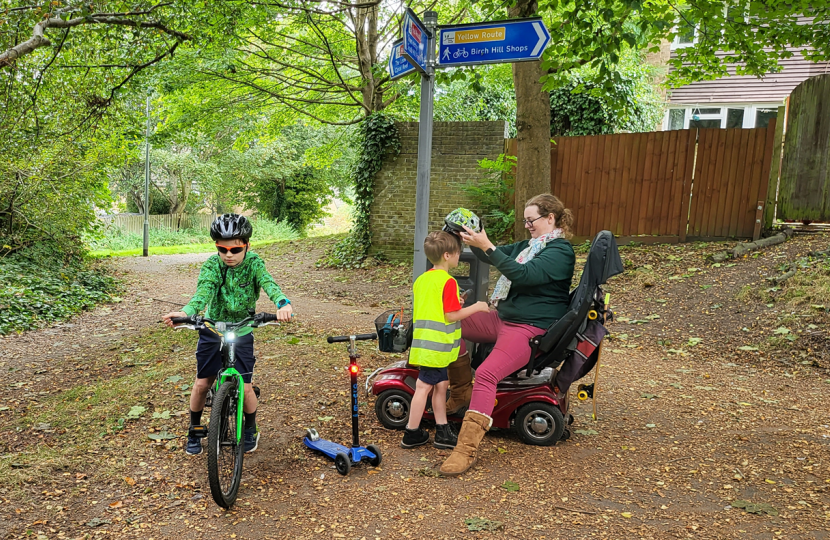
left=506, top=123, right=777, bottom=242
left=101, top=213, right=217, bottom=234
left=778, top=74, right=830, bottom=222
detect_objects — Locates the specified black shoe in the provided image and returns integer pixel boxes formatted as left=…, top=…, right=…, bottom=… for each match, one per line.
left=401, top=427, right=430, bottom=448
left=185, top=436, right=203, bottom=455
left=433, top=423, right=458, bottom=449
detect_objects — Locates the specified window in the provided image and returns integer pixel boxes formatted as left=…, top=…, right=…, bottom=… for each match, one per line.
left=726, top=108, right=745, bottom=128
left=669, top=109, right=685, bottom=130
left=663, top=104, right=782, bottom=130
left=755, top=108, right=778, bottom=128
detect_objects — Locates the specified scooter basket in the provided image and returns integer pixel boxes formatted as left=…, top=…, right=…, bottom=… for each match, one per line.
left=374, top=309, right=413, bottom=353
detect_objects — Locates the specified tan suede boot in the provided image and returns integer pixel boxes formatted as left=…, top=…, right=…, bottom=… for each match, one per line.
left=445, top=352, right=473, bottom=415
left=439, top=410, right=492, bottom=477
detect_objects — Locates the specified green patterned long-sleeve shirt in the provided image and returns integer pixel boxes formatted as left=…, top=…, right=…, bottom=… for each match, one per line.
left=182, top=252, right=289, bottom=336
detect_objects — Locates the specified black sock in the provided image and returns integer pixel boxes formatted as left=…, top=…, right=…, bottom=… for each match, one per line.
left=245, top=411, right=257, bottom=431
left=190, top=409, right=203, bottom=426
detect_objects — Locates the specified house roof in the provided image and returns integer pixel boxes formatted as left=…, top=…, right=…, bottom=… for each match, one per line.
left=668, top=49, right=830, bottom=104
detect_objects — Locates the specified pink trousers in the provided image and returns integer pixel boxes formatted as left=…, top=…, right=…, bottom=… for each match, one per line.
left=459, top=310, right=544, bottom=416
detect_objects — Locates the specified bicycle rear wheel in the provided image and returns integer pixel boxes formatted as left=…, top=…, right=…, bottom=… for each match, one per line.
left=207, top=380, right=245, bottom=508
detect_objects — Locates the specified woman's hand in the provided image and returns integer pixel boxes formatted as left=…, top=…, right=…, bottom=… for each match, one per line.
left=277, top=303, right=294, bottom=322
left=459, top=225, right=495, bottom=252
left=162, top=311, right=187, bottom=328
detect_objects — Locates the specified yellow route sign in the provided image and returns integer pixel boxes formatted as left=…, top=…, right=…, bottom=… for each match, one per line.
left=442, top=27, right=506, bottom=45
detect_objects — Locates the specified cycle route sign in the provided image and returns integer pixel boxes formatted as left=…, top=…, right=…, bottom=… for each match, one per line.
left=401, top=8, right=430, bottom=73
left=388, top=39, right=417, bottom=80
left=437, top=18, right=550, bottom=67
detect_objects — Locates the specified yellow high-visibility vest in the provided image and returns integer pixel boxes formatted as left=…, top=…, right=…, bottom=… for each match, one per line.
left=409, top=269, right=462, bottom=368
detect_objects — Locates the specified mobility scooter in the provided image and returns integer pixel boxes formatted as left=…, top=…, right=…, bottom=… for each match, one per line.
left=367, top=230, right=623, bottom=446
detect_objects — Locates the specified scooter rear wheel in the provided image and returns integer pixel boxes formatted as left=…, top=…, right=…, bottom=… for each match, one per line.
left=514, top=402, right=565, bottom=446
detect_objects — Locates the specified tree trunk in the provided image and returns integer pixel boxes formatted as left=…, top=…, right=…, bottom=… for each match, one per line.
left=354, top=5, right=380, bottom=115
left=510, top=0, right=551, bottom=241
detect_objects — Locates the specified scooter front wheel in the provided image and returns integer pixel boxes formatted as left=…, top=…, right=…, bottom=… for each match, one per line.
left=334, top=452, right=351, bottom=476
left=367, top=444, right=382, bottom=467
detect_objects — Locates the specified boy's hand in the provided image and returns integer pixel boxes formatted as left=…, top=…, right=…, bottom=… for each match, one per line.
left=473, top=301, right=490, bottom=313
left=277, top=304, right=293, bottom=322
left=162, top=311, right=188, bottom=328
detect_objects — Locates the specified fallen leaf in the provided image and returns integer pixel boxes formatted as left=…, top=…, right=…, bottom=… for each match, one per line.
left=108, top=501, right=123, bottom=509
left=123, top=477, right=136, bottom=486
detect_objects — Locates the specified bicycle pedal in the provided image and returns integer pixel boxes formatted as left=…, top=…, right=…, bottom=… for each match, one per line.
left=205, top=389, right=213, bottom=408
left=188, top=424, right=208, bottom=439
left=253, top=385, right=261, bottom=399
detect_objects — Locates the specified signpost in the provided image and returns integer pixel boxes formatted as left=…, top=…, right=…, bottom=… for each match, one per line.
left=388, top=39, right=417, bottom=80
left=437, top=18, right=550, bottom=66
left=387, top=12, right=550, bottom=281
left=401, top=8, right=429, bottom=74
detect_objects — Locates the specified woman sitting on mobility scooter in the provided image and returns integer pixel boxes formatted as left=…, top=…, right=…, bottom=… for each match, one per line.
left=439, top=194, right=575, bottom=477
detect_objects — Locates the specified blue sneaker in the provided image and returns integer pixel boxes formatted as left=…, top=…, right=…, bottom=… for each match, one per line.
left=185, top=436, right=203, bottom=455
left=244, top=427, right=260, bottom=453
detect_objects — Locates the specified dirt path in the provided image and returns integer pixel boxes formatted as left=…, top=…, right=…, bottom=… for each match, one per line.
left=1, top=236, right=829, bottom=540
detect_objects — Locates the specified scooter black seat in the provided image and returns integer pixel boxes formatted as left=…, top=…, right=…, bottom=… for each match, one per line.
left=498, top=367, right=555, bottom=388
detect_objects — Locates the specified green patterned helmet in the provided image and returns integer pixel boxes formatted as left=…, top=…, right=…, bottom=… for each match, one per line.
left=443, top=208, right=481, bottom=235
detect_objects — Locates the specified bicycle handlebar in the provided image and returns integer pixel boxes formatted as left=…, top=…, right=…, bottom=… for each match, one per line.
left=327, top=333, right=377, bottom=343
left=170, top=313, right=279, bottom=329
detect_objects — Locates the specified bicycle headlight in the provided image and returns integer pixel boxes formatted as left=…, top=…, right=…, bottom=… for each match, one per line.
left=226, top=331, right=236, bottom=341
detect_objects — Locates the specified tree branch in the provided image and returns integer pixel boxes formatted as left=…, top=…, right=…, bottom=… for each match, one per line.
left=0, top=8, right=190, bottom=68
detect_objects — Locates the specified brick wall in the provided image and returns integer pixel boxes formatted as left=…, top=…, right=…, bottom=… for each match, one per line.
left=370, top=121, right=508, bottom=260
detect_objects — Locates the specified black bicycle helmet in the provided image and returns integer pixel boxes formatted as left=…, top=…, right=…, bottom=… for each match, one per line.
left=210, top=213, right=253, bottom=242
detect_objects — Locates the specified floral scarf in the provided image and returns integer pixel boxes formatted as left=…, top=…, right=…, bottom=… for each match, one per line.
left=490, top=229, right=564, bottom=306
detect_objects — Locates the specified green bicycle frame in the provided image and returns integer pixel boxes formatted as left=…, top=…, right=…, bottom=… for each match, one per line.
left=214, top=334, right=246, bottom=444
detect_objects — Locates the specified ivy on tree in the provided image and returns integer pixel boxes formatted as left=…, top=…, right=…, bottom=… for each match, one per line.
left=322, top=113, right=400, bottom=268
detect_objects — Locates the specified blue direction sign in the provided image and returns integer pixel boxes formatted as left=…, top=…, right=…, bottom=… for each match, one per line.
left=388, top=39, right=416, bottom=80
left=401, top=8, right=430, bottom=73
left=437, top=18, right=550, bottom=67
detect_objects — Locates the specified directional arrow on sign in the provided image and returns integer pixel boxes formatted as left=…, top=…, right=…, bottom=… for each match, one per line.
left=437, top=17, right=550, bottom=67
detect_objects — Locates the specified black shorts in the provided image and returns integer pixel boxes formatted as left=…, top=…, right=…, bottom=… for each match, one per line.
left=417, top=366, right=448, bottom=385
left=196, top=328, right=256, bottom=383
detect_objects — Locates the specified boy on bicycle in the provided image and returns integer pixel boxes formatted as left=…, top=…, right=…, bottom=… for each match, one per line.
left=402, top=231, right=489, bottom=449
left=162, top=214, right=293, bottom=456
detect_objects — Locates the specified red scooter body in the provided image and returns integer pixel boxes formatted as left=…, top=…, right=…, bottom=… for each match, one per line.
left=369, top=360, right=567, bottom=445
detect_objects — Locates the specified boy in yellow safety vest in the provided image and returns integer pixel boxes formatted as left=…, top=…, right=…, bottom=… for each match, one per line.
left=402, top=231, right=490, bottom=449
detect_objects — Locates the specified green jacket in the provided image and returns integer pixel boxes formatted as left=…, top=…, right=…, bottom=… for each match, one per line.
left=182, top=251, right=289, bottom=336
left=473, top=238, right=575, bottom=329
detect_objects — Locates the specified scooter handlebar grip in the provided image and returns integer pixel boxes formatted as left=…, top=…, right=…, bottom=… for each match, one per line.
left=171, top=316, right=194, bottom=324
left=327, top=333, right=378, bottom=343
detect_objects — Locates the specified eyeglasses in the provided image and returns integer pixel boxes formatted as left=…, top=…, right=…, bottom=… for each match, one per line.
left=522, top=214, right=549, bottom=227
left=216, top=244, right=247, bottom=255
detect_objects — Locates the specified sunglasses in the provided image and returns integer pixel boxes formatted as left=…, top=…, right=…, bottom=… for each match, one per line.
left=216, top=244, right=247, bottom=255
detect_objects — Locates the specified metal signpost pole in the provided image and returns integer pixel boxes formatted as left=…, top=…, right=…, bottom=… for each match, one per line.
left=411, top=11, right=437, bottom=282
left=390, top=12, right=549, bottom=281
left=143, top=93, right=151, bottom=258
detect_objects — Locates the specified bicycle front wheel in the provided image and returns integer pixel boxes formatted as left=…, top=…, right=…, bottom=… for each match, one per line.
left=207, top=380, right=245, bottom=508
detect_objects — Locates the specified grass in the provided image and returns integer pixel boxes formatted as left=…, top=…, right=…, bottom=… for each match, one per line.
left=88, top=217, right=300, bottom=257
left=90, top=238, right=286, bottom=258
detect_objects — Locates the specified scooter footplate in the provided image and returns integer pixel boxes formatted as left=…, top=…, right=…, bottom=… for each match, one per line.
left=303, top=437, right=349, bottom=459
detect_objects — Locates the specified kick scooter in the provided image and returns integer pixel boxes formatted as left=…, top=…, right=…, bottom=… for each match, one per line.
left=303, top=333, right=382, bottom=475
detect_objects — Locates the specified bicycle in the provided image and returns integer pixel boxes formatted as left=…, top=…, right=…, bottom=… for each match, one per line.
left=171, top=311, right=280, bottom=509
